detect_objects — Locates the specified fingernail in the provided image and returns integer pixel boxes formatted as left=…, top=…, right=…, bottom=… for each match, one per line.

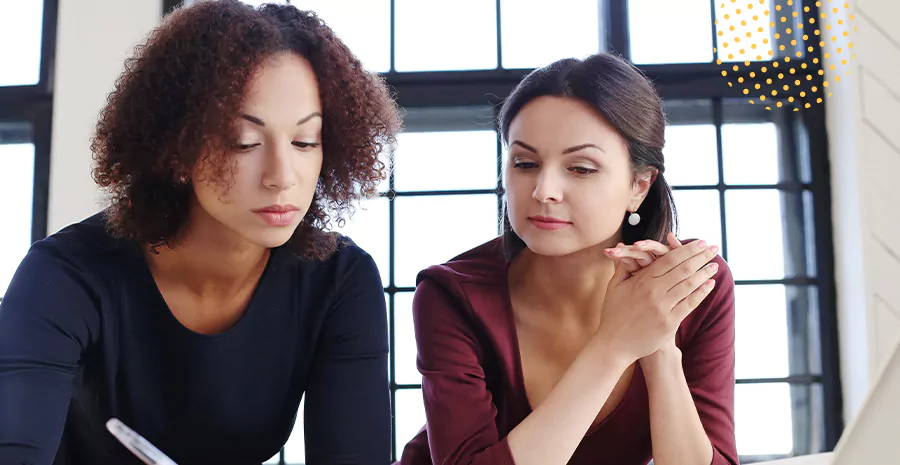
left=710, top=245, right=720, bottom=254
left=706, top=279, right=716, bottom=288
left=609, top=248, right=621, bottom=254
left=696, top=240, right=707, bottom=249
left=708, top=262, right=719, bottom=272
left=635, top=240, right=646, bottom=246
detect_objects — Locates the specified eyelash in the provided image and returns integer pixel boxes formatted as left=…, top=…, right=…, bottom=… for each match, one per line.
left=512, top=161, right=598, bottom=175
left=234, top=141, right=321, bottom=151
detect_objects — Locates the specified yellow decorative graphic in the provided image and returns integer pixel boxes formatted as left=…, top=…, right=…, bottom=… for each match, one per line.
left=715, top=0, right=856, bottom=111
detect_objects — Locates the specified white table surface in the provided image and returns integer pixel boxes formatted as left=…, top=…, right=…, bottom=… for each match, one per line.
left=752, top=453, right=834, bottom=465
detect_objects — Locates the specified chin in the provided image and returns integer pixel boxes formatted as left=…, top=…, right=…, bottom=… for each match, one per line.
left=243, top=227, right=298, bottom=249
left=518, top=232, right=584, bottom=257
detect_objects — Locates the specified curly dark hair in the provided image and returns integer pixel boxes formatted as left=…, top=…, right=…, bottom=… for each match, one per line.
left=90, top=0, right=401, bottom=261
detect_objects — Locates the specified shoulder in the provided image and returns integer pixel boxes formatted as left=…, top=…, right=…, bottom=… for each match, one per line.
left=327, top=234, right=381, bottom=285
left=412, top=237, right=510, bottom=330
left=23, top=212, right=130, bottom=278
left=287, top=234, right=383, bottom=308
left=0, top=215, right=117, bottom=342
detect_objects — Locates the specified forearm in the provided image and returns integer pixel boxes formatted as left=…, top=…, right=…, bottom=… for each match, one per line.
left=643, top=349, right=715, bottom=465
left=506, top=341, right=632, bottom=465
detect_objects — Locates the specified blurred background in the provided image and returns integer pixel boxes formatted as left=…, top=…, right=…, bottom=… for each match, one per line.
left=1, top=0, right=897, bottom=463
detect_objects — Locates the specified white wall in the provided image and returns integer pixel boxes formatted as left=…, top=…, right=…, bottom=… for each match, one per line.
left=48, top=0, right=162, bottom=233
left=825, top=0, right=900, bottom=424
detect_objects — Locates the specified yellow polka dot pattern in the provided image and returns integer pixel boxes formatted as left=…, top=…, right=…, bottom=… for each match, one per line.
left=715, top=0, right=856, bottom=110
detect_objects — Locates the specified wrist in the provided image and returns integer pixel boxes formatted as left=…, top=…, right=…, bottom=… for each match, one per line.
left=587, top=338, right=635, bottom=373
left=641, top=348, right=683, bottom=383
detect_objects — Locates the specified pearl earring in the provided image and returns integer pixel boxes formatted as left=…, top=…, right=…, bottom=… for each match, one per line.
left=628, top=211, right=641, bottom=226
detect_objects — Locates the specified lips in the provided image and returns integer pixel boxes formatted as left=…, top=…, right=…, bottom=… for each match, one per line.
left=528, top=215, right=572, bottom=230
left=253, top=204, right=299, bottom=213
left=253, top=204, right=300, bottom=227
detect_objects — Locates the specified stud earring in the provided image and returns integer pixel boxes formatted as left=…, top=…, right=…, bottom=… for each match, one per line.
left=627, top=211, right=641, bottom=226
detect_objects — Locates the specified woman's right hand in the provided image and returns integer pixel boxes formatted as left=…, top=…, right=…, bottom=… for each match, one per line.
left=593, top=239, right=720, bottom=364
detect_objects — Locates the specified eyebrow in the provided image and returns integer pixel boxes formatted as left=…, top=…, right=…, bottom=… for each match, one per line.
left=510, top=140, right=605, bottom=155
left=240, top=112, right=323, bottom=127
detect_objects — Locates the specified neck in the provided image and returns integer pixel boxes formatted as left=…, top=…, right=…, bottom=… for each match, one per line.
left=145, top=205, right=270, bottom=298
left=509, top=239, right=620, bottom=325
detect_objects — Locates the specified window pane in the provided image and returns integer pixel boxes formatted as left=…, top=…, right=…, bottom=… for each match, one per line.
left=394, top=388, right=426, bottom=457
left=293, top=0, right=391, bottom=72
left=725, top=189, right=786, bottom=280
left=0, top=0, right=43, bottom=86
left=1, top=143, right=35, bottom=296
left=672, top=190, right=722, bottom=249
left=394, top=0, right=497, bottom=72
left=735, top=285, right=789, bottom=379
left=500, top=0, right=600, bottom=69
left=736, top=383, right=794, bottom=455
left=328, top=197, right=389, bottom=286
left=714, top=0, right=776, bottom=63
left=664, top=125, right=719, bottom=187
left=736, top=285, right=821, bottom=379
left=628, top=0, right=713, bottom=64
left=394, top=194, right=498, bottom=287
left=394, top=131, right=497, bottom=192
left=722, top=123, right=779, bottom=185
left=393, top=291, right=419, bottom=385
left=283, top=397, right=305, bottom=464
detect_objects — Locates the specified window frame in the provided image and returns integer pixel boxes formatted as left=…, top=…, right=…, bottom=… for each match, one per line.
left=383, top=1, right=842, bottom=462
left=158, top=0, right=843, bottom=463
left=0, top=0, right=57, bottom=303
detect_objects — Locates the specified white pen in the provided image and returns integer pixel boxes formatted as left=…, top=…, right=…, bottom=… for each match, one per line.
left=105, top=418, right=179, bottom=465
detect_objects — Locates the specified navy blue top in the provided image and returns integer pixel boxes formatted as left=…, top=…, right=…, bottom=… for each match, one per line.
left=0, top=213, right=390, bottom=465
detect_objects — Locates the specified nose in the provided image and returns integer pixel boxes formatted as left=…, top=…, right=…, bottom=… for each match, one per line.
left=261, top=142, right=298, bottom=191
left=532, top=169, right=563, bottom=203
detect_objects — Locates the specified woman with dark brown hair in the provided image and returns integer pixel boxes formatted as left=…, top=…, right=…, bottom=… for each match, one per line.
left=397, top=53, right=738, bottom=465
left=0, top=1, right=401, bottom=464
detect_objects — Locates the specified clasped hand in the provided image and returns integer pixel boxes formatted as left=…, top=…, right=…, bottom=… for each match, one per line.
left=592, top=232, right=720, bottom=364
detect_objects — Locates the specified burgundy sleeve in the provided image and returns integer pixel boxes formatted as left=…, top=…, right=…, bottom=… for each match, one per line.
left=411, top=277, right=516, bottom=465
left=680, top=255, right=739, bottom=465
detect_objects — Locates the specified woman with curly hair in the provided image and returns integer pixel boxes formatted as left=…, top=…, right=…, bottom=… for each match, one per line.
left=0, top=1, right=401, bottom=464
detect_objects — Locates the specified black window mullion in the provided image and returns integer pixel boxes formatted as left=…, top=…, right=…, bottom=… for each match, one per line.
left=38, top=0, right=59, bottom=93
left=387, top=116, right=398, bottom=459
left=802, top=87, right=843, bottom=454
left=713, top=98, right=729, bottom=262
left=709, top=0, right=720, bottom=62
left=30, top=105, right=52, bottom=242
left=494, top=0, right=502, bottom=69
left=389, top=0, right=396, bottom=73
left=605, top=0, right=630, bottom=58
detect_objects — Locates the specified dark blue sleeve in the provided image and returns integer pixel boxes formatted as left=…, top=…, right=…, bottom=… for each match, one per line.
left=303, top=248, right=391, bottom=465
left=0, top=244, right=100, bottom=465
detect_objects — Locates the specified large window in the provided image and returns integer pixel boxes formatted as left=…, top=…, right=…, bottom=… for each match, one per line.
left=166, top=1, right=842, bottom=463
left=0, top=0, right=55, bottom=302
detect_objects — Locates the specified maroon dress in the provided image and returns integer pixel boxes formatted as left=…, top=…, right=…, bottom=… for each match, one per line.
left=397, top=237, right=738, bottom=465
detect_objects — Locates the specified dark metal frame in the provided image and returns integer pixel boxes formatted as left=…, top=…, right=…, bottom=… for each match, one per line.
left=158, top=0, right=843, bottom=463
left=0, top=0, right=58, bottom=305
